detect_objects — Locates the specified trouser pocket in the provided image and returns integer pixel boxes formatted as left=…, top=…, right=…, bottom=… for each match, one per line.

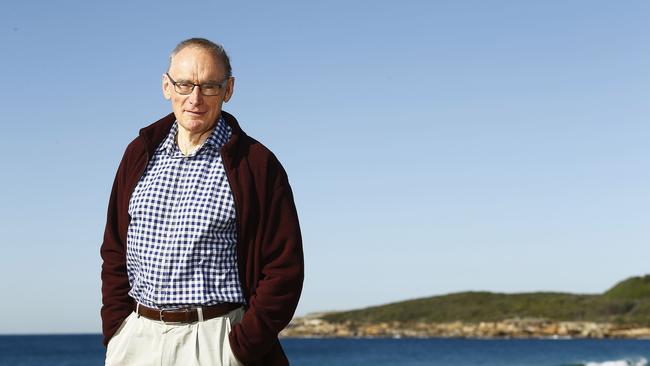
left=105, top=312, right=136, bottom=365
left=222, top=308, right=245, bottom=366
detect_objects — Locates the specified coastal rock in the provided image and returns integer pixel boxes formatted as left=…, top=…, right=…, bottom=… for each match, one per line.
left=280, top=315, right=650, bottom=339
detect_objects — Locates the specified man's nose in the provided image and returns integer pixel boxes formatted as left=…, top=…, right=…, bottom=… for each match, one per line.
left=188, top=85, right=203, bottom=104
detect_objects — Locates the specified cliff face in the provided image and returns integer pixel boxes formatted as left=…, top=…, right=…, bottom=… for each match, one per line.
left=280, top=316, right=650, bottom=339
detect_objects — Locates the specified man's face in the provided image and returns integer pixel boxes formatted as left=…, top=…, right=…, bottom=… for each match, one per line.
left=162, top=46, right=234, bottom=135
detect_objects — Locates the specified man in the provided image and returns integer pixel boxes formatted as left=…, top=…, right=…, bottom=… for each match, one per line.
left=100, top=38, right=304, bottom=366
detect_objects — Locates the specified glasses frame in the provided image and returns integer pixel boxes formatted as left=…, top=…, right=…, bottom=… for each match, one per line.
left=165, top=72, right=229, bottom=96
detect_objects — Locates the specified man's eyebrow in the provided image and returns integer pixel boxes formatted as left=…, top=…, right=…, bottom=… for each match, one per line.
left=173, top=77, right=193, bottom=83
left=202, top=78, right=225, bottom=84
left=175, top=78, right=223, bottom=84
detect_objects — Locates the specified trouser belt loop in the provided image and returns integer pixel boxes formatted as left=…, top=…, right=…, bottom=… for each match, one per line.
left=197, top=307, right=204, bottom=322
left=136, top=302, right=141, bottom=318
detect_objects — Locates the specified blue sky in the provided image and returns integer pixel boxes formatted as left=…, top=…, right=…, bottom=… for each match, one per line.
left=0, top=1, right=648, bottom=334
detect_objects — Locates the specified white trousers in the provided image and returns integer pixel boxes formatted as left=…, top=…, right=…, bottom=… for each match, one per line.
left=105, top=307, right=245, bottom=366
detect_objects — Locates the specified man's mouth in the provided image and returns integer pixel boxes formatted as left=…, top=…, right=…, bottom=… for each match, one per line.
left=186, top=110, right=206, bottom=115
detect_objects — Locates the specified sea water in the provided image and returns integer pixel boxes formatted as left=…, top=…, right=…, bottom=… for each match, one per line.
left=0, top=335, right=649, bottom=366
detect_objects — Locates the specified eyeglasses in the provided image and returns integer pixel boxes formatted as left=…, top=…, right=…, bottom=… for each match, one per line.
left=166, top=72, right=229, bottom=96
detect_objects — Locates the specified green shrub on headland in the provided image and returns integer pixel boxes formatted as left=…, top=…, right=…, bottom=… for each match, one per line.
left=322, top=275, right=650, bottom=326
left=603, top=275, right=650, bottom=301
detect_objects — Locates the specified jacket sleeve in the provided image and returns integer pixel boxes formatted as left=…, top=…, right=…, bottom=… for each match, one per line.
left=100, top=145, right=136, bottom=347
left=229, top=169, right=304, bottom=365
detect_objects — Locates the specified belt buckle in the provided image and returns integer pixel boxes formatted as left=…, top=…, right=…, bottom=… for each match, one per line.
left=159, top=309, right=166, bottom=322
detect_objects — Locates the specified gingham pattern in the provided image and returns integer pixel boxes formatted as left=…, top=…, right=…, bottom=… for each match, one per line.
left=126, top=116, right=245, bottom=309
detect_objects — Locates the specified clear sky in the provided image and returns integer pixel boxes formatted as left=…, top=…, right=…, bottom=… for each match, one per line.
left=0, top=0, right=648, bottom=334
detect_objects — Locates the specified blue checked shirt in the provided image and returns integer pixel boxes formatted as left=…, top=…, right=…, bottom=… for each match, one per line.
left=126, top=116, right=246, bottom=309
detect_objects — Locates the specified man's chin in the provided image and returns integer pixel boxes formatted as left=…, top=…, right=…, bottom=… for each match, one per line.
left=178, top=118, right=214, bottom=133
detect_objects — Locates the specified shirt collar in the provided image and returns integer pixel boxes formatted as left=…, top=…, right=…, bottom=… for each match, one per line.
left=161, top=115, right=231, bottom=157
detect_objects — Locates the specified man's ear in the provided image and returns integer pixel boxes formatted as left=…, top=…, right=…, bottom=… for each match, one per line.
left=162, top=73, right=172, bottom=100
left=223, top=77, right=235, bottom=103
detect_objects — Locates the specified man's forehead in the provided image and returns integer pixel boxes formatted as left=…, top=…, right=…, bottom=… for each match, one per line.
left=169, top=47, right=225, bottom=79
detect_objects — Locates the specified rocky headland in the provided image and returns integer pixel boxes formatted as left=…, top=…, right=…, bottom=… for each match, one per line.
left=281, top=275, right=650, bottom=339
left=280, top=315, right=650, bottom=339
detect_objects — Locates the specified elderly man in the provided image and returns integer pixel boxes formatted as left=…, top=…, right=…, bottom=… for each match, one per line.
left=100, top=38, right=304, bottom=366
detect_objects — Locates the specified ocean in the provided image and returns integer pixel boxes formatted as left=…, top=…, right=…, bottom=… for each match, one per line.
left=0, top=335, right=648, bottom=366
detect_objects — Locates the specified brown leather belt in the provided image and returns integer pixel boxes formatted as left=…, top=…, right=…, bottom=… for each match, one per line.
left=136, top=302, right=242, bottom=323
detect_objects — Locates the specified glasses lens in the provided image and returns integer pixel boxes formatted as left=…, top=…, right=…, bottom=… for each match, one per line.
left=200, top=85, right=222, bottom=96
left=175, top=83, right=194, bottom=95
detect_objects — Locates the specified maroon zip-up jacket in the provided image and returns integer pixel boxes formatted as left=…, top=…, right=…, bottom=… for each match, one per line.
left=100, top=111, right=304, bottom=365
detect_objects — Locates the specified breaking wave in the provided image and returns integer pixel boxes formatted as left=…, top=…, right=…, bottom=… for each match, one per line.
left=565, top=358, right=648, bottom=366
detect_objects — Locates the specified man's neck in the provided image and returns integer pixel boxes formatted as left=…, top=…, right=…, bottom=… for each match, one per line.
left=176, top=123, right=215, bottom=156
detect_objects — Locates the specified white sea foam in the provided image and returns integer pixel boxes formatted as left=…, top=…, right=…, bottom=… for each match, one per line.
left=584, top=358, right=648, bottom=366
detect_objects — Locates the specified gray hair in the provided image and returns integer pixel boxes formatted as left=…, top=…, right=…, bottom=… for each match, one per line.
left=168, top=38, right=232, bottom=78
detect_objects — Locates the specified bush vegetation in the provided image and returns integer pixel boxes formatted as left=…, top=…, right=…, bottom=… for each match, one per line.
left=322, top=275, right=650, bottom=325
